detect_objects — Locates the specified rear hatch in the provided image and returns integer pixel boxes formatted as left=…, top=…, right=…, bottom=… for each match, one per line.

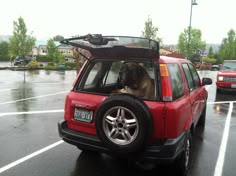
left=62, top=34, right=164, bottom=139
left=61, top=34, right=159, bottom=59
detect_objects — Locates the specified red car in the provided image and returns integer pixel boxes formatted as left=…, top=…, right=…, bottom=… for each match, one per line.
left=58, top=34, right=212, bottom=175
left=195, top=62, right=212, bottom=70
left=194, top=62, right=201, bottom=69
left=216, top=60, right=236, bottom=92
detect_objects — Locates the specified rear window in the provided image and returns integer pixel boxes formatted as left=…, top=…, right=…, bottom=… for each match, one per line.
left=63, top=35, right=159, bottom=51
left=75, top=59, right=157, bottom=100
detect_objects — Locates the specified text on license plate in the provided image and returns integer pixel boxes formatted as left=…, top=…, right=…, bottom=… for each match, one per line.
left=231, top=84, right=236, bottom=88
left=74, top=108, right=93, bottom=122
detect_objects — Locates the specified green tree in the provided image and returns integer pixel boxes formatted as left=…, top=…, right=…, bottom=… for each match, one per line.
left=0, top=41, right=9, bottom=61
left=8, top=17, right=36, bottom=58
left=202, top=56, right=217, bottom=64
left=46, top=39, right=64, bottom=64
left=53, top=35, right=64, bottom=41
left=177, top=28, right=206, bottom=62
left=214, top=52, right=222, bottom=64
left=219, top=29, right=236, bottom=61
left=47, top=39, right=57, bottom=58
left=142, top=16, right=161, bottom=42
left=208, top=46, right=214, bottom=58
left=204, top=46, right=220, bottom=64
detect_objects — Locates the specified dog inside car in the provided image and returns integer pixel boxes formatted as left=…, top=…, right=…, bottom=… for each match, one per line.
left=117, top=62, right=155, bottom=100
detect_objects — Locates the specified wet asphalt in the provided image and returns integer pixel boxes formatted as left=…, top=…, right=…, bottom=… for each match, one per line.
left=0, top=63, right=236, bottom=176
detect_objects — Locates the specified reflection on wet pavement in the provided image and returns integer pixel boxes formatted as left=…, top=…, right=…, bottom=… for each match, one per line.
left=214, top=91, right=236, bottom=116
left=69, top=151, right=182, bottom=176
left=0, top=70, right=77, bottom=83
left=1, top=67, right=236, bottom=176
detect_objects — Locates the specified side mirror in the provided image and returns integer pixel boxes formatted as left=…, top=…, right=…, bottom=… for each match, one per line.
left=202, top=78, right=212, bottom=86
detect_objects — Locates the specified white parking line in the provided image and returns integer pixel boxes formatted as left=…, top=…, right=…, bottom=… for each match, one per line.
left=208, top=101, right=236, bottom=105
left=0, top=91, right=68, bottom=105
left=205, top=85, right=211, bottom=90
left=0, top=83, right=233, bottom=175
left=0, top=140, right=64, bottom=174
left=0, top=110, right=64, bottom=117
left=214, top=102, right=233, bottom=176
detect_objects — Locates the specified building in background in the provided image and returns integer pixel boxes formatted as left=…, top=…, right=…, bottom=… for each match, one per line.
left=32, top=41, right=73, bottom=58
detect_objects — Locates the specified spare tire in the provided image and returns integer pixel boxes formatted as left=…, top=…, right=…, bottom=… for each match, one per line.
left=95, top=94, right=153, bottom=153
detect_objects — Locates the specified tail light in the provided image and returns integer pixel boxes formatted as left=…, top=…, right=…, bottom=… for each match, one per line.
left=160, top=64, right=173, bottom=101
left=64, top=95, right=71, bottom=120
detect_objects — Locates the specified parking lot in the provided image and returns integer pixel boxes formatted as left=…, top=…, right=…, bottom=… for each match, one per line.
left=0, top=68, right=235, bottom=176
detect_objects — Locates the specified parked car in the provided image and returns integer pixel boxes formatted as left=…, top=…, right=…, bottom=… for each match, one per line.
left=13, top=56, right=32, bottom=65
left=58, top=34, right=212, bottom=175
left=200, top=63, right=212, bottom=70
left=211, top=64, right=220, bottom=71
left=194, top=62, right=212, bottom=70
left=65, top=57, right=75, bottom=63
left=194, top=62, right=201, bottom=69
left=216, top=60, right=236, bottom=92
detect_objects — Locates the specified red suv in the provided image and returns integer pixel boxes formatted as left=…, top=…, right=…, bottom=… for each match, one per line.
left=216, top=60, right=236, bottom=92
left=58, top=34, right=212, bottom=175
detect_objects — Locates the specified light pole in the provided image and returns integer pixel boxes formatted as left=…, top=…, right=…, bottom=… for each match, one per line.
left=187, top=0, right=198, bottom=60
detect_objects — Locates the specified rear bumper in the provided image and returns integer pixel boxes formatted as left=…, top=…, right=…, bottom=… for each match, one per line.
left=58, top=120, right=187, bottom=163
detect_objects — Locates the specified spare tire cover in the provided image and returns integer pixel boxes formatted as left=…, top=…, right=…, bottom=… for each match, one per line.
left=95, top=94, right=153, bottom=153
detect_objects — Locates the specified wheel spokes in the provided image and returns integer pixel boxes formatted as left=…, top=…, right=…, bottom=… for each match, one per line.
left=103, top=106, right=139, bottom=145
left=105, top=115, right=116, bottom=125
left=125, top=119, right=137, bottom=129
left=122, top=130, right=132, bottom=141
left=110, top=129, right=119, bottom=138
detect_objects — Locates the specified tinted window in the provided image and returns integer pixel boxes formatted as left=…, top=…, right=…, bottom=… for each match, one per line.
left=167, top=63, right=184, bottom=100
left=182, top=63, right=195, bottom=92
left=188, top=64, right=200, bottom=88
left=182, top=63, right=200, bottom=92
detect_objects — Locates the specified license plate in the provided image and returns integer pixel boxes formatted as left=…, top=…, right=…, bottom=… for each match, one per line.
left=231, top=84, right=236, bottom=88
left=74, top=108, right=93, bottom=122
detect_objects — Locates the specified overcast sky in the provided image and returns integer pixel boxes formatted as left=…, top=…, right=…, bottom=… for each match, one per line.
left=0, top=0, right=235, bottom=44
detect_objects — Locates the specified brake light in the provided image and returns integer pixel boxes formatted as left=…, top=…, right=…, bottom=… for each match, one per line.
left=64, top=95, right=71, bottom=120
left=160, top=64, right=172, bottom=101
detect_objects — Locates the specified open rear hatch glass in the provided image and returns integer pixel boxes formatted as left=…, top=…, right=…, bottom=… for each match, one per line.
left=61, top=34, right=159, bottom=58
